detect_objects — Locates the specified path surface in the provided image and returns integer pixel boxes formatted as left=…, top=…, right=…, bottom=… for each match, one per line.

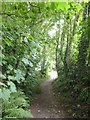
left=30, top=78, right=67, bottom=118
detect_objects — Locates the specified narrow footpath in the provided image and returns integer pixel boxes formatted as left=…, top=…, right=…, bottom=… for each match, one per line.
left=30, top=77, right=68, bottom=118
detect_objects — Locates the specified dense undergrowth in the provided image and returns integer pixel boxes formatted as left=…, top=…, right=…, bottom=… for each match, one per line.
left=53, top=65, right=89, bottom=118
left=53, top=75, right=89, bottom=104
left=53, top=76, right=89, bottom=118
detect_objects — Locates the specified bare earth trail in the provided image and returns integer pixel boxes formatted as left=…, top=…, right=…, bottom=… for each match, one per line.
left=30, top=78, right=68, bottom=118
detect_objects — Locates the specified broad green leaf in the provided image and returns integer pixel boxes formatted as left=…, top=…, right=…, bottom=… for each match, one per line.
left=24, top=37, right=28, bottom=43
left=7, top=81, right=17, bottom=93
left=0, top=72, right=6, bottom=79
left=29, top=61, right=33, bottom=67
left=56, top=2, right=68, bottom=11
left=8, top=76, right=15, bottom=80
left=22, top=58, right=29, bottom=65
left=14, top=69, right=24, bottom=82
left=2, top=88, right=11, bottom=100
left=0, top=82, right=7, bottom=87
left=8, top=65, right=13, bottom=71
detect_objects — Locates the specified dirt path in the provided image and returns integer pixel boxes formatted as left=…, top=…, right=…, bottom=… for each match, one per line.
left=30, top=78, right=67, bottom=118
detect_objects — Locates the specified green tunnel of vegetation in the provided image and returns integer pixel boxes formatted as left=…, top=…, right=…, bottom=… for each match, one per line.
left=0, top=1, right=90, bottom=119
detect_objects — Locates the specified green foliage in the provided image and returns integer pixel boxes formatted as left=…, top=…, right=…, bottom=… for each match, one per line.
left=1, top=1, right=90, bottom=118
left=2, top=88, right=10, bottom=101
left=7, top=81, right=16, bottom=93
left=79, top=87, right=90, bottom=102
left=23, top=71, right=42, bottom=95
left=53, top=75, right=90, bottom=104
left=5, top=108, right=32, bottom=118
left=2, top=90, right=33, bottom=118
left=53, top=2, right=90, bottom=109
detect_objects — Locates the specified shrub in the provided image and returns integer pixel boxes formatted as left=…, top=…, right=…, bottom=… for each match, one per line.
left=2, top=90, right=33, bottom=119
